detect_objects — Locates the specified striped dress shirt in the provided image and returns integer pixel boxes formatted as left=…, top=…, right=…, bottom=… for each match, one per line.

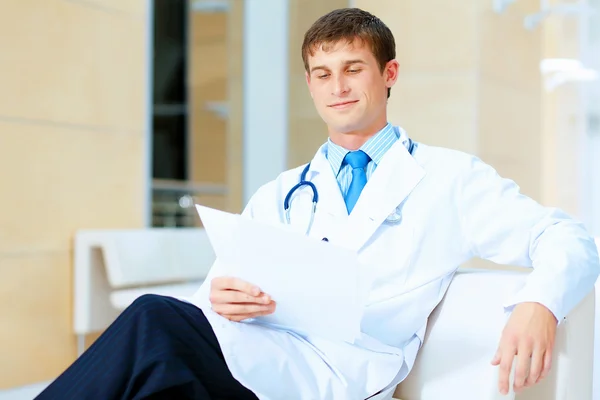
left=325, top=123, right=398, bottom=197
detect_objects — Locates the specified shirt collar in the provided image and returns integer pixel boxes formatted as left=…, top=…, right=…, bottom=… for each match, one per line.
left=326, top=122, right=397, bottom=176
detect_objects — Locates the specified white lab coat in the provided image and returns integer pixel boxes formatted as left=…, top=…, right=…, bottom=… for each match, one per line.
left=184, top=126, right=600, bottom=400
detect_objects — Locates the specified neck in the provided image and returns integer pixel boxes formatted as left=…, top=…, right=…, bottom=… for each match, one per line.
left=328, top=120, right=388, bottom=150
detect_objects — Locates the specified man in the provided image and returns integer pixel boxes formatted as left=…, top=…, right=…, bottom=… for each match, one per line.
left=38, top=8, right=599, bottom=400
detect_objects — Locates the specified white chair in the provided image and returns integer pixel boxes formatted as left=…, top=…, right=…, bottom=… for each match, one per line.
left=392, top=267, right=596, bottom=400
left=73, top=228, right=215, bottom=355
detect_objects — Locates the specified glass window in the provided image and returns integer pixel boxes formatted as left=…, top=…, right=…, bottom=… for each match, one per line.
left=150, top=0, right=230, bottom=227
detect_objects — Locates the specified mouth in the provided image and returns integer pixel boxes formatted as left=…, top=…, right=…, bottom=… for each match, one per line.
left=328, top=100, right=359, bottom=109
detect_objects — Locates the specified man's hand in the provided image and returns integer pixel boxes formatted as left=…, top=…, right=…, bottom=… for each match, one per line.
left=491, top=302, right=558, bottom=395
left=210, top=277, right=276, bottom=322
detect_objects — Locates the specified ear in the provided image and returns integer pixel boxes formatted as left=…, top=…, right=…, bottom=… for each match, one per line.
left=384, top=59, right=400, bottom=89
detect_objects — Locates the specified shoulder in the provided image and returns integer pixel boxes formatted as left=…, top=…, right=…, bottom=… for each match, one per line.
left=412, top=142, right=514, bottom=198
left=242, top=163, right=309, bottom=217
left=412, top=142, right=488, bottom=178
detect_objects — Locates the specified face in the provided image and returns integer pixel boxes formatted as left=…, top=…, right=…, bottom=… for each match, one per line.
left=305, top=39, right=399, bottom=144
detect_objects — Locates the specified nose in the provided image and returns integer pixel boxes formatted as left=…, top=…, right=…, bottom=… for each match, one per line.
left=332, top=74, right=350, bottom=97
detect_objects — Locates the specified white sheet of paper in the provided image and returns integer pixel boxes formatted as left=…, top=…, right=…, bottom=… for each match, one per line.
left=195, top=204, right=365, bottom=343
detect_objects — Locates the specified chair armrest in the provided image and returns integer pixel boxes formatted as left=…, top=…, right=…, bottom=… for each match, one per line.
left=394, top=268, right=595, bottom=400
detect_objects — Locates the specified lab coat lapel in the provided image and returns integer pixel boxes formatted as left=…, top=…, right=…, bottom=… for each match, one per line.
left=340, top=140, right=426, bottom=251
left=302, top=146, right=348, bottom=237
left=306, top=148, right=347, bottom=217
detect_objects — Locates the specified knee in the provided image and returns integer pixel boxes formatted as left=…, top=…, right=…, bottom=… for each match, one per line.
left=128, top=294, right=169, bottom=313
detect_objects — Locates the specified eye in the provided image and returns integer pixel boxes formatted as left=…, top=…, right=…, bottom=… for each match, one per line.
left=348, top=68, right=361, bottom=74
left=317, top=73, right=330, bottom=79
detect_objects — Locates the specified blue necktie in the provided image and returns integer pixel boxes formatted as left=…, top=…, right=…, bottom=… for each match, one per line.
left=343, top=150, right=371, bottom=214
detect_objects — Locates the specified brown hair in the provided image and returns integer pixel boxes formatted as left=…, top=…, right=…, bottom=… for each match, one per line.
left=301, top=8, right=396, bottom=98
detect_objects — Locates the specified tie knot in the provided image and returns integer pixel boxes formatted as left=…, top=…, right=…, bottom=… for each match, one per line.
left=343, top=150, right=370, bottom=169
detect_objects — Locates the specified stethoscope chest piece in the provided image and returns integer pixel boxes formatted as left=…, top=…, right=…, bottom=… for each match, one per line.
left=384, top=204, right=404, bottom=225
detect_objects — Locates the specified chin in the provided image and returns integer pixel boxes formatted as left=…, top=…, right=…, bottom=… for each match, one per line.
left=328, top=119, right=364, bottom=135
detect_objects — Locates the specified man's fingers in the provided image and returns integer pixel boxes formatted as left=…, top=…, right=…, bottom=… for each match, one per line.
left=210, top=289, right=270, bottom=305
left=513, top=344, right=532, bottom=393
left=219, top=302, right=277, bottom=322
left=213, top=301, right=276, bottom=317
left=209, top=276, right=275, bottom=323
left=494, top=302, right=557, bottom=394
left=539, top=348, right=553, bottom=381
left=526, top=347, right=543, bottom=387
left=226, top=307, right=277, bottom=322
left=497, top=349, right=516, bottom=395
left=212, top=277, right=261, bottom=296
left=227, top=278, right=262, bottom=296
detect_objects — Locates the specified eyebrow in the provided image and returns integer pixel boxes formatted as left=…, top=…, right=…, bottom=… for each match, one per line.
left=309, top=59, right=367, bottom=74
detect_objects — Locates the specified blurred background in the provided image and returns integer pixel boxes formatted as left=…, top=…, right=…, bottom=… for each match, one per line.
left=1, top=0, right=599, bottom=397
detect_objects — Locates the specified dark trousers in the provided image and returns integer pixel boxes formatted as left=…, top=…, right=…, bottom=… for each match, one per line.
left=36, top=294, right=259, bottom=400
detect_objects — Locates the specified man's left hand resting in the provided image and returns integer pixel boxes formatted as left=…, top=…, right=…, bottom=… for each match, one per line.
left=491, top=302, right=558, bottom=395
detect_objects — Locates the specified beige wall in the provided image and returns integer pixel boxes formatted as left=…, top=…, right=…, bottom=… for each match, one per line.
left=477, top=0, right=544, bottom=201
left=0, top=0, right=147, bottom=388
left=381, top=1, right=481, bottom=156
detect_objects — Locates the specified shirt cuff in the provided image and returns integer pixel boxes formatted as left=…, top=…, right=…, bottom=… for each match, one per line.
left=503, top=294, right=564, bottom=325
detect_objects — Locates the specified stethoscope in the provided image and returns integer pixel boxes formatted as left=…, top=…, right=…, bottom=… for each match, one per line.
left=284, top=138, right=416, bottom=235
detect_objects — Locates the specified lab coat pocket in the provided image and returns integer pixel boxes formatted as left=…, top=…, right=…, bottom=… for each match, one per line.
left=360, top=226, right=415, bottom=306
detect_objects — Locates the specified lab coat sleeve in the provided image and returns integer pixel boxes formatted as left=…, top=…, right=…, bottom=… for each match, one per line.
left=457, top=155, right=600, bottom=323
